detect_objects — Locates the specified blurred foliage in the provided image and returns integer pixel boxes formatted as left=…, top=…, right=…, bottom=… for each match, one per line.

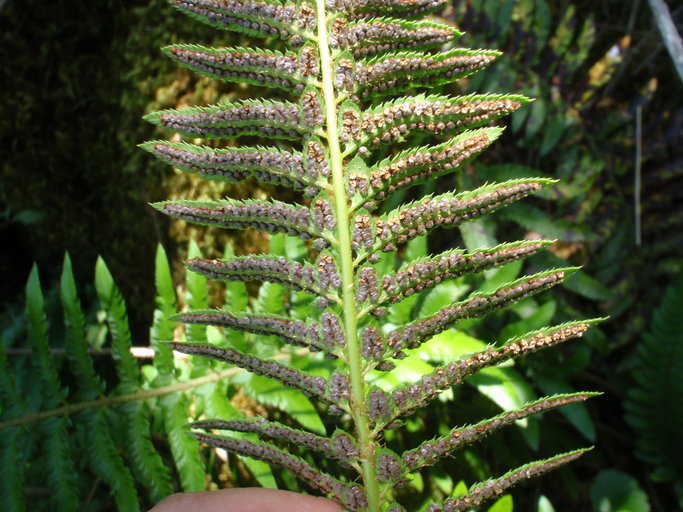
left=1, top=0, right=682, bottom=510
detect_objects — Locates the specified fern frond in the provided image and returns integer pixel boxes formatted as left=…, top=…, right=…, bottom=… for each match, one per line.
left=145, top=0, right=598, bottom=507
left=358, top=94, right=529, bottom=147
left=185, top=255, right=339, bottom=300
left=163, top=44, right=315, bottom=93
left=385, top=320, right=596, bottom=421
left=193, top=431, right=368, bottom=510
left=403, top=392, right=599, bottom=471
left=95, top=257, right=140, bottom=393
left=168, top=342, right=336, bottom=404
left=425, top=449, right=591, bottom=511
left=624, top=271, right=683, bottom=481
left=0, top=427, right=27, bottom=512
left=356, top=48, right=500, bottom=99
left=144, top=96, right=323, bottom=139
left=170, top=0, right=317, bottom=43
left=361, top=128, right=503, bottom=204
left=61, top=254, right=105, bottom=399
left=81, top=409, right=141, bottom=511
left=141, top=141, right=322, bottom=197
left=122, top=401, right=175, bottom=502
left=337, top=18, right=461, bottom=57
left=371, top=179, right=553, bottom=253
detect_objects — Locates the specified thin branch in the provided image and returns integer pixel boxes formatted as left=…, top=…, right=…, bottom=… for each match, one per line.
left=635, top=104, right=643, bottom=246
left=646, top=0, right=683, bottom=82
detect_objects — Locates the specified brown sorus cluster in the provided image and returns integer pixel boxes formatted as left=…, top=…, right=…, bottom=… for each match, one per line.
left=149, top=142, right=322, bottom=196
left=192, top=431, right=367, bottom=510
left=425, top=450, right=586, bottom=512
left=173, top=0, right=318, bottom=43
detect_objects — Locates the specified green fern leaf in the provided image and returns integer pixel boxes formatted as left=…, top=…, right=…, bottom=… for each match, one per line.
left=624, top=271, right=683, bottom=482
left=95, top=257, right=140, bottom=393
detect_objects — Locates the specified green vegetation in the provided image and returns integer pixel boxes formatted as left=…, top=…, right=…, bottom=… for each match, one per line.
left=0, top=0, right=680, bottom=510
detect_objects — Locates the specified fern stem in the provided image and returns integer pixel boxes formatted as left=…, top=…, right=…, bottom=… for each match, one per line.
left=315, top=2, right=379, bottom=511
left=0, top=367, right=241, bottom=429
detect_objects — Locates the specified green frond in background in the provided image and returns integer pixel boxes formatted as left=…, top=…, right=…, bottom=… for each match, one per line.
left=624, top=270, right=683, bottom=502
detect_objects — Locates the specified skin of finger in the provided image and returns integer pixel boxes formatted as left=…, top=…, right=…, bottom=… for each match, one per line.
left=148, top=488, right=344, bottom=512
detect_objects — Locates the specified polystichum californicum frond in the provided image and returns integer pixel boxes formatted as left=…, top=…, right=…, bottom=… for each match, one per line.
left=145, top=1, right=599, bottom=509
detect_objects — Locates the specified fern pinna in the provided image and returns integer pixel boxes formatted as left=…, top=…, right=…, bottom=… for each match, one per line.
left=144, top=1, right=598, bottom=510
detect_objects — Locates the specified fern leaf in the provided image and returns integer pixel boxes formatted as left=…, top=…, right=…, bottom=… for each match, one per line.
left=372, top=179, right=553, bottom=252
left=186, top=240, right=210, bottom=344
left=427, top=449, right=591, bottom=512
left=356, top=48, right=500, bottom=99
left=81, top=409, right=141, bottom=511
left=176, top=310, right=337, bottom=353
left=39, top=411, right=79, bottom=510
left=339, top=0, right=448, bottom=20
left=386, top=320, right=597, bottom=422
left=0, top=428, right=27, bottom=512
left=141, top=141, right=322, bottom=197
left=185, top=255, right=339, bottom=300
left=161, top=393, right=207, bottom=492
left=154, top=198, right=327, bottom=244
left=61, top=253, right=105, bottom=399
left=194, top=417, right=351, bottom=463
left=624, top=271, right=683, bottom=481
left=153, top=244, right=177, bottom=380
left=26, top=266, right=80, bottom=509
left=26, top=266, right=65, bottom=403
left=403, top=392, right=599, bottom=471
left=144, top=97, right=321, bottom=139
left=170, top=0, right=317, bottom=43
left=193, top=431, right=368, bottom=510
left=359, top=94, right=529, bottom=147
left=168, top=342, right=335, bottom=404
left=376, top=240, right=552, bottom=308
left=163, top=44, right=314, bottom=94
left=121, top=401, right=174, bottom=503
left=362, top=128, right=503, bottom=203
left=95, top=257, right=140, bottom=393
left=337, top=18, right=462, bottom=57
left=385, top=269, right=572, bottom=353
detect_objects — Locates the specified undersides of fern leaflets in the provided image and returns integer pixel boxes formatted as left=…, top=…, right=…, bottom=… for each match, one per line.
left=144, top=1, right=600, bottom=510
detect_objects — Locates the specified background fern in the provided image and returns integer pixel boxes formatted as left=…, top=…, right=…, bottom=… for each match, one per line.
left=624, top=270, right=683, bottom=503
left=0, top=245, right=327, bottom=511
